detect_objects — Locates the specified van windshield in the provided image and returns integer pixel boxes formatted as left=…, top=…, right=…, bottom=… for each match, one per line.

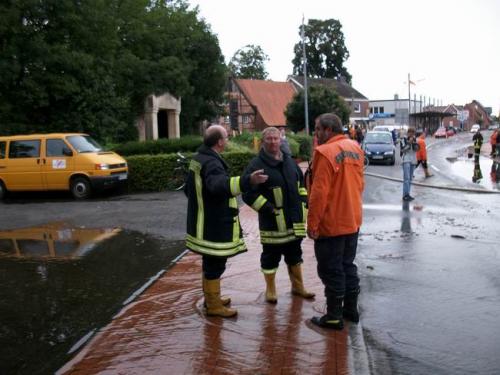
left=66, top=135, right=102, bottom=153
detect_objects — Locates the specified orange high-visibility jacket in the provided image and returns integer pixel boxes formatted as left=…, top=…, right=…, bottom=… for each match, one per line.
left=491, top=131, right=497, bottom=146
left=416, top=135, right=427, bottom=161
left=307, top=135, right=365, bottom=237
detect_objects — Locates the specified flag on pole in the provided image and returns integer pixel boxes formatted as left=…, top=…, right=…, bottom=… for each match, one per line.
left=409, top=79, right=416, bottom=85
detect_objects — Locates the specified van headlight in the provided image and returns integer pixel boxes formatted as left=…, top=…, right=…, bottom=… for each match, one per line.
left=365, top=150, right=372, bottom=155
left=384, top=151, right=394, bottom=155
left=95, top=163, right=110, bottom=170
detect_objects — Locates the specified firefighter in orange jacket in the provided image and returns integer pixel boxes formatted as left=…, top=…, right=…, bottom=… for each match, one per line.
left=416, top=131, right=433, bottom=178
left=307, top=113, right=365, bottom=330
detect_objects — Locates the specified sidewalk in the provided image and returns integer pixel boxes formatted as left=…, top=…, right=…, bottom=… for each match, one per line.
left=58, top=205, right=363, bottom=375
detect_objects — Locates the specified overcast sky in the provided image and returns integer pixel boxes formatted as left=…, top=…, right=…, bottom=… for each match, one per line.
left=188, top=0, right=500, bottom=115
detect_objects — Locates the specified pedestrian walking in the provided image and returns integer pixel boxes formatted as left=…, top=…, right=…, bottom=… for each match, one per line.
left=416, top=131, right=433, bottom=178
left=185, top=125, right=268, bottom=318
left=400, top=127, right=420, bottom=201
left=307, top=113, right=365, bottom=330
left=242, top=127, right=314, bottom=304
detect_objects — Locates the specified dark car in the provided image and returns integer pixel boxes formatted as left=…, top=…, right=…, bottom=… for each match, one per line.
left=362, top=131, right=396, bottom=165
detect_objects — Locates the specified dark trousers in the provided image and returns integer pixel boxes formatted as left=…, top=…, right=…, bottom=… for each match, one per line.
left=202, top=255, right=227, bottom=280
left=261, top=239, right=303, bottom=271
left=314, top=232, right=360, bottom=299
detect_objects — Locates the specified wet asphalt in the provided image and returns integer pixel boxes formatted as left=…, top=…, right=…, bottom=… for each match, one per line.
left=1, top=131, right=499, bottom=374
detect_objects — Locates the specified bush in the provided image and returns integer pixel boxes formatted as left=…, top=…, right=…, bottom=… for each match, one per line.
left=113, top=136, right=202, bottom=156
left=289, top=133, right=313, bottom=160
left=125, top=150, right=255, bottom=192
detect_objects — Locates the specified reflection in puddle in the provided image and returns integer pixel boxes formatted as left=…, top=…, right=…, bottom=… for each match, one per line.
left=0, top=223, right=185, bottom=375
left=449, top=154, right=500, bottom=190
left=0, top=223, right=121, bottom=258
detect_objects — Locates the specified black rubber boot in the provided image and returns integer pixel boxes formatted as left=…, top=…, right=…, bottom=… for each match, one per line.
left=343, top=288, right=360, bottom=323
left=311, top=296, right=344, bottom=330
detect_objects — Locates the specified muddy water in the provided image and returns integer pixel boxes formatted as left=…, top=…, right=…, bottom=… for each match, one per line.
left=0, top=223, right=185, bottom=375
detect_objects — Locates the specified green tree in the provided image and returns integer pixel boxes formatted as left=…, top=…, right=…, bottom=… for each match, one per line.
left=292, top=19, right=351, bottom=83
left=285, top=85, right=350, bottom=134
left=228, top=44, right=269, bottom=80
left=0, top=0, right=226, bottom=141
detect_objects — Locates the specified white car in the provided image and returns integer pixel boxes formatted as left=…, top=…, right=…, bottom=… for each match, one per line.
left=470, top=124, right=480, bottom=133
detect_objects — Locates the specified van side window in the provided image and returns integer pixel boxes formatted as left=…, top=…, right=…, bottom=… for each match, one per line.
left=47, top=139, right=72, bottom=157
left=0, top=141, right=6, bottom=159
left=8, top=140, right=40, bottom=158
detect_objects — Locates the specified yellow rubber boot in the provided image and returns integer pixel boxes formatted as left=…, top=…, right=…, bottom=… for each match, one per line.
left=288, top=264, right=315, bottom=299
left=263, top=272, right=278, bottom=303
left=203, top=276, right=230, bottom=307
left=203, top=278, right=237, bottom=317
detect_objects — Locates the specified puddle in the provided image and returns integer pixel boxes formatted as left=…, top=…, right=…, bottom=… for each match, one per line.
left=0, top=223, right=186, bottom=375
left=448, top=156, right=500, bottom=190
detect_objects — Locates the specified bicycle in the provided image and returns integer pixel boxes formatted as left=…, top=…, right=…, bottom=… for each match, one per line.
left=169, top=152, right=189, bottom=191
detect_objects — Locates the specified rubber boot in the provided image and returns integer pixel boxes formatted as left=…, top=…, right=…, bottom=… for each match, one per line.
left=263, top=272, right=277, bottom=303
left=203, top=278, right=237, bottom=317
left=288, top=264, right=315, bottom=299
left=343, top=288, right=360, bottom=323
left=203, top=276, right=230, bottom=307
left=311, top=296, right=344, bottom=330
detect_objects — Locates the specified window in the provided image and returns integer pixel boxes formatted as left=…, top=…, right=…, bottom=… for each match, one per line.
left=0, top=141, right=5, bottom=159
left=353, top=103, right=361, bottom=113
left=224, top=116, right=230, bottom=124
left=8, top=140, right=40, bottom=158
left=46, top=139, right=72, bottom=157
left=242, top=115, right=250, bottom=124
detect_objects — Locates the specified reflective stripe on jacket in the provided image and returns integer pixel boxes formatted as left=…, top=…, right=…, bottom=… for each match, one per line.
left=243, top=149, right=307, bottom=244
left=185, top=145, right=251, bottom=257
left=307, top=135, right=364, bottom=237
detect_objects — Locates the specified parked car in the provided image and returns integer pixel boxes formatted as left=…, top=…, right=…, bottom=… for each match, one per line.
left=362, top=131, right=396, bottom=165
left=434, top=127, right=448, bottom=138
left=470, top=124, right=481, bottom=133
left=488, top=123, right=499, bottom=130
left=0, top=133, right=128, bottom=200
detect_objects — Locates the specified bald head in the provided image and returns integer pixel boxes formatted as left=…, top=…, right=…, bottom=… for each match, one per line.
left=204, top=125, right=227, bottom=148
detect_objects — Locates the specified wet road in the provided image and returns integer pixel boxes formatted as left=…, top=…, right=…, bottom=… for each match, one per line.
left=0, top=224, right=185, bottom=374
left=1, top=131, right=499, bottom=374
left=360, top=132, right=500, bottom=374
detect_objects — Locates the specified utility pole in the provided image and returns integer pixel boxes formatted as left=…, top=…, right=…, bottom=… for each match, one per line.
left=408, top=73, right=411, bottom=127
left=302, top=16, right=309, bottom=135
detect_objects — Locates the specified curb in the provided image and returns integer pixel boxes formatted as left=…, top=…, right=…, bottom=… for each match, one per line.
left=364, top=171, right=500, bottom=194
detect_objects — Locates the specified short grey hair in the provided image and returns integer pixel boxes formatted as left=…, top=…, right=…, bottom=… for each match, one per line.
left=261, top=127, right=280, bottom=139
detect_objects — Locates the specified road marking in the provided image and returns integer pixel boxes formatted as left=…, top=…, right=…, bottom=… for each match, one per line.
left=431, top=165, right=440, bottom=172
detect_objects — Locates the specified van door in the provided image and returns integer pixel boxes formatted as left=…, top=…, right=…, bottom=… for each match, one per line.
left=0, top=140, right=7, bottom=176
left=42, top=138, right=75, bottom=190
left=5, top=139, right=44, bottom=190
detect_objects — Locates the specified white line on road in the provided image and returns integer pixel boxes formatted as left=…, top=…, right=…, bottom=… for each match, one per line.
left=431, top=165, right=440, bottom=172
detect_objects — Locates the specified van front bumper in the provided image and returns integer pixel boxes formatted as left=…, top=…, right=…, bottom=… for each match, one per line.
left=89, top=173, right=128, bottom=190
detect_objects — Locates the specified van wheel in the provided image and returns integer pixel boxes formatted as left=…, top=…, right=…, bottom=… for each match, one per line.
left=0, top=181, right=6, bottom=200
left=71, top=177, right=91, bottom=199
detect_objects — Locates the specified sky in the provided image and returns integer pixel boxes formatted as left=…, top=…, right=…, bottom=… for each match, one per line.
left=188, top=0, right=500, bottom=116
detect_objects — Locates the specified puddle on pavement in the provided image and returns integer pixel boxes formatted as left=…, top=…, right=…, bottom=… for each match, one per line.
left=0, top=223, right=186, bottom=375
left=448, top=150, right=500, bottom=190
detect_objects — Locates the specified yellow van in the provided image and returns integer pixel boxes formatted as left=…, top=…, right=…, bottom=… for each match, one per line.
left=0, top=133, right=127, bottom=199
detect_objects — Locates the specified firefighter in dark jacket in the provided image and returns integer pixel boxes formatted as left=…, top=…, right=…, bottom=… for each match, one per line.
left=242, top=127, right=315, bottom=303
left=185, top=125, right=268, bottom=318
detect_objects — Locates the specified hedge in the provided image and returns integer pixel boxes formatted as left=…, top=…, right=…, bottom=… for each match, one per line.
left=125, top=150, right=256, bottom=192
left=113, top=136, right=202, bottom=156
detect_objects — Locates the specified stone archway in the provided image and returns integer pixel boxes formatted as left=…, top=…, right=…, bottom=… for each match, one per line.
left=137, top=93, right=181, bottom=141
